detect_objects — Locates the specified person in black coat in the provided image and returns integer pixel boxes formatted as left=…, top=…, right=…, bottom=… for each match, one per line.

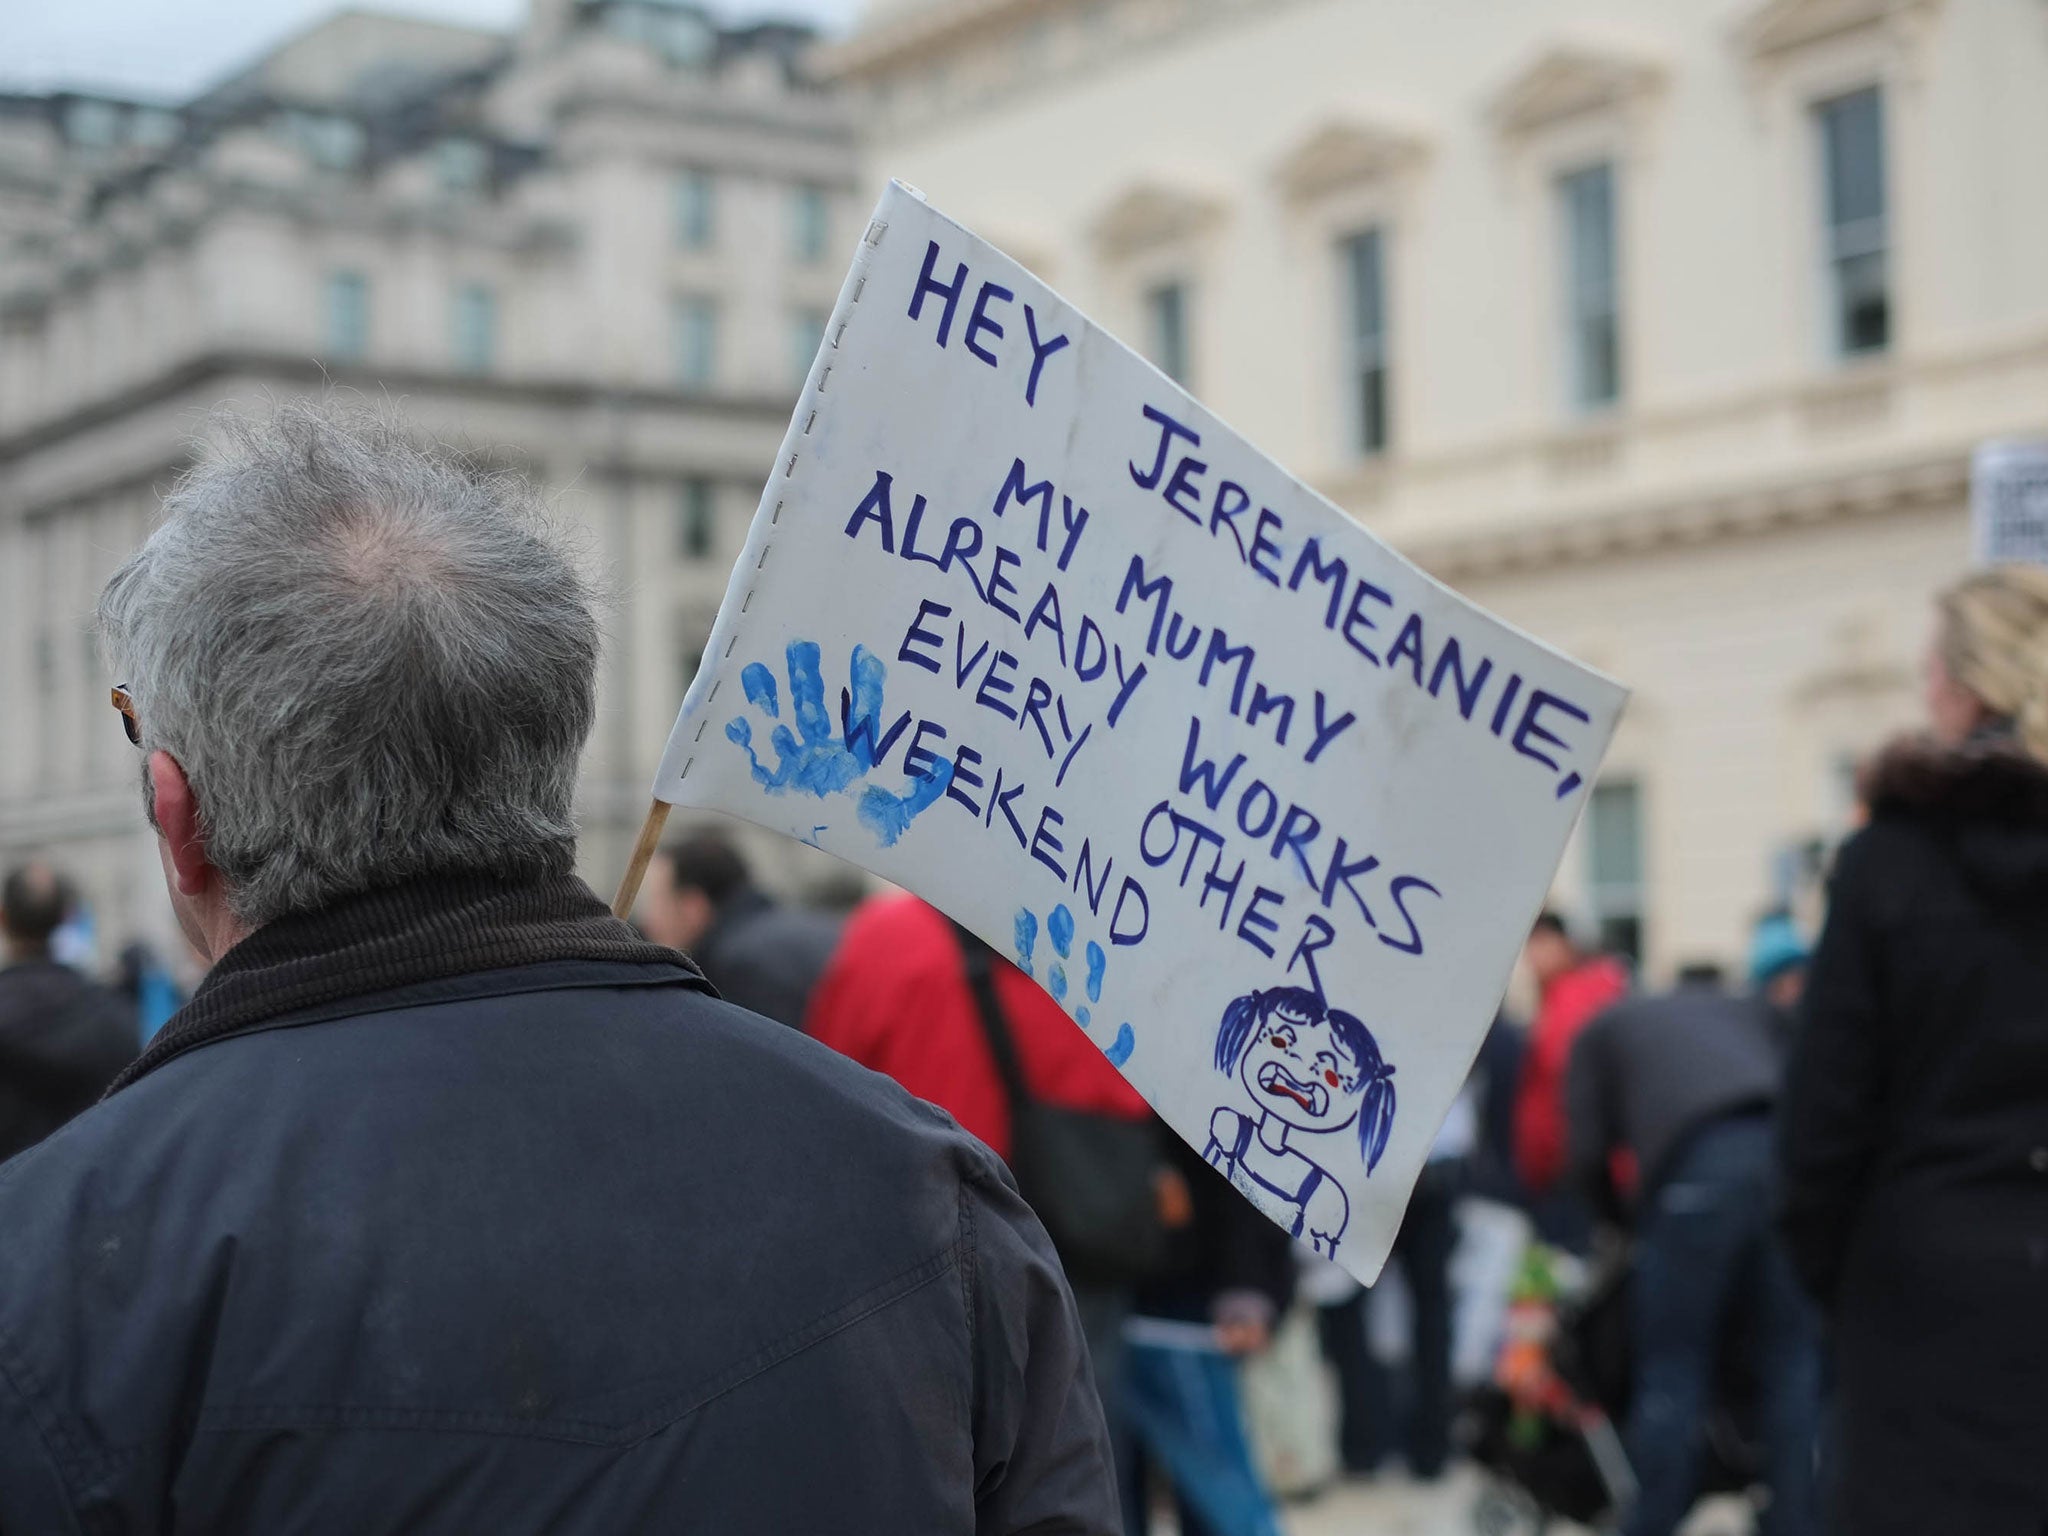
left=0, top=862, right=135, bottom=1163
left=0, top=402, right=1116, bottom=1535
left=637, top=828, right=844, bottom=1029
left=1779, top=564, right=2048, bottom=1536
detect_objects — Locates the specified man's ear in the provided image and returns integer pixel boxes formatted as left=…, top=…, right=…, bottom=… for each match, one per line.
left=147, top=751, right=214, bottom=898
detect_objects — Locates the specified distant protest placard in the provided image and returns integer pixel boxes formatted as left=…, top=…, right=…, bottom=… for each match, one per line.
left=651, top=181, right=1626, bottom=1282
left=1973, top=439, right=2048, bottom=567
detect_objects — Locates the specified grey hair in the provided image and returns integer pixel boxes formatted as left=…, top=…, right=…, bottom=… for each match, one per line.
left=100, top=399, right=600, bottom=926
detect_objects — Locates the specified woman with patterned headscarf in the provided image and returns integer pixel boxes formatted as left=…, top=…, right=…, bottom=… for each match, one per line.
left=1779, top=563, right=2048, bottom=1536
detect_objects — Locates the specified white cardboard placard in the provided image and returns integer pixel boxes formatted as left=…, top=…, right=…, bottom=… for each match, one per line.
left=651, top=182, right=1626, bottom=1282
left=1973, top=439, right=2048, bottom=567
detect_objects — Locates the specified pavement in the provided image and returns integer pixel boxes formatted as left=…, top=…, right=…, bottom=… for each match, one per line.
left=1231, top=1465, right=1755, bottom=1536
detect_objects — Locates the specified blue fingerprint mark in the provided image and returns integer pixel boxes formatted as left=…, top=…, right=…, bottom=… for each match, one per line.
left=1018, top=905, right=1110, bottom=1034
left=1104, top=1023, right=1136, bottom=1068
left=1012, top=909, right=1039, bottom=977
left=740, top=662, right=779, bottom=716
left=1047, top=904, right=1075, bottom=960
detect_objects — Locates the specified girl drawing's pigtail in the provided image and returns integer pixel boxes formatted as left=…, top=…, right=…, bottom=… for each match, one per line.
left=1213, top=990, right=1266, bottom=1074
left=1359, top=1067, right=1397, bottom=1175
left=1329, top=1007, right=1398, bottom=1174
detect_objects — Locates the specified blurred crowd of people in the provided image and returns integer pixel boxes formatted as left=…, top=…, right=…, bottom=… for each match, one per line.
left=616, top=561, right=2047, bottom=1536
left=2, top=488, right=2044, bottom=1535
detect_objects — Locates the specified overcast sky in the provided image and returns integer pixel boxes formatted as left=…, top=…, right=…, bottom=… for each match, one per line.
left=0, top=0, right=868, bottom=101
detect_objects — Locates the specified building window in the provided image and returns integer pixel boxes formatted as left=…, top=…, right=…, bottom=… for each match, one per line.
left=290, top=111, right=365, bottom=171
left=1340, top=228, right=1389, bottom=456
left=451, top=282, right=496, bottom=373
left=325, top=271, right=370, bottom=360
left=673, top=295, right=718, bottom=387
left=676, top=169, right=715, bottom=251
left=1145, top=280, right=1190, bottom=386
left=679, top=479, right=715, bottom=559
left=1816, top=86, right=1888, bottom=358
left=792, top=185, right=830, bottom=264
left=436, top=137, right=491, bottom=192
left=1586, top=779, right=1645, bottom=964
left=789, top=306, right=829, bottom=387
left=1559, top=162, right=1620, bottom=411
left=62, top=98, right=122, bottom=148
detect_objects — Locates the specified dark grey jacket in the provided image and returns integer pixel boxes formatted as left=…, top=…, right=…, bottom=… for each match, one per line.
left=0, top=958, right=135, bottom=1164
left=0, top=874, right=1116, bottom=1535
left=695, top=886, right=844, bottom=1030
left=1565, top=979, right=1780, bottom=1213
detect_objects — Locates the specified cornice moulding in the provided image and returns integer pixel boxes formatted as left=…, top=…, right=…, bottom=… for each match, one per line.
left=1398, top=451, right=1965, bottom=581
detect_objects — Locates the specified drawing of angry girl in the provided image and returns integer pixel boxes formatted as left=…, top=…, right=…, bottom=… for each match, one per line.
left=1204, top=986, right=1396, bottom=1257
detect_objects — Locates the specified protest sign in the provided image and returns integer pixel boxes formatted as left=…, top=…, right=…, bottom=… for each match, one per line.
left=1973, top=439, right=2048, bottom=567
left=645, top=181, right=1626, bottom=1282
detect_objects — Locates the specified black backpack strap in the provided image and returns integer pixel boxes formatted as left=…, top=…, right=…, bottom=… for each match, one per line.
left=950, top=921, right=1032, bottom=1115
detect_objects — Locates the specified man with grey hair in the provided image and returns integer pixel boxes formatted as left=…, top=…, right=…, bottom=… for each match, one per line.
left=0, top=403, right=1117, bottom=1534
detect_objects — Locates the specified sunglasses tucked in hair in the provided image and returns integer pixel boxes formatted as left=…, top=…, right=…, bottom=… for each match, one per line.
left=111, top=685, right=140, bottom=747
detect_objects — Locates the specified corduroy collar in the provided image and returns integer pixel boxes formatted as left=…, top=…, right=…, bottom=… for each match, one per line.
left=109, top=871, right=705, bottom=1096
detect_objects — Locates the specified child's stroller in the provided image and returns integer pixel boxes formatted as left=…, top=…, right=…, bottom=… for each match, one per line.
left=1463, top=1247, right=1762, bottom=1534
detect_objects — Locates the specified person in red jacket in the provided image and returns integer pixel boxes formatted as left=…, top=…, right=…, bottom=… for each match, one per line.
left=1512, top=911, right=1629, bottom=1248
left=806, top=894, right=1150, bottom=1161
left=806, top=893, right=1155, bottom=1432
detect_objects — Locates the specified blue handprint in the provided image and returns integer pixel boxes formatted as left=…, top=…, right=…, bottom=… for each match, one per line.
left=725, top=639, right=951, bottom=848
left=1015, top=903, right=1134, bottom=1067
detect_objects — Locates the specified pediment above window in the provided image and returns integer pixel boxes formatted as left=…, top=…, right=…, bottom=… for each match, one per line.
left=1734, top=0, right=1938, bottom=59
left=1488, top=41, right=1666, bottom=137
left=1271, top=117, right=1429, bottom=202
left=1090, top=181, right=1226, bottom=259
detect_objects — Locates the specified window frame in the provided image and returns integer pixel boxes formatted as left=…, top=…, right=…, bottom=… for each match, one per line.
left=1557, top=160, right=1622, bottom=414
left=1813, top=84, right=1889, bottom=361
left=672, top=294, right=719, bottom=389
left=675, top=168, right=716, bottom=252
left=1584, top=777, right=1647, bottom=965
left=1144, top=279, right=1192, bottom=387
left=791, top=185, right=831, bottom=265
left=1338, top=226, right=1390, bottom=457
left=450, top=281, right=497, bottom=374
left=324, top=270, right=370, bottom=361
left=678, top=478, right=716, bottom=561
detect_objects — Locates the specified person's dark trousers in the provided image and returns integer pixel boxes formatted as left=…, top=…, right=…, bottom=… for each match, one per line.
left=1315, top=1160, right=1461, bottom=1478
left=1624, top=1113, right=1821, bottom=1536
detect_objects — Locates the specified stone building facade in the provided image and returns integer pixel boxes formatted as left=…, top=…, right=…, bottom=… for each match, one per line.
left=0, top=0, right=864, bottom=961
left=824, top=0, right=2048, bottom=975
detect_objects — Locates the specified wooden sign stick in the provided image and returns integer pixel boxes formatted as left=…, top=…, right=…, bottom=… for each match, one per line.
left=611, top=798, right=672, bottom=919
